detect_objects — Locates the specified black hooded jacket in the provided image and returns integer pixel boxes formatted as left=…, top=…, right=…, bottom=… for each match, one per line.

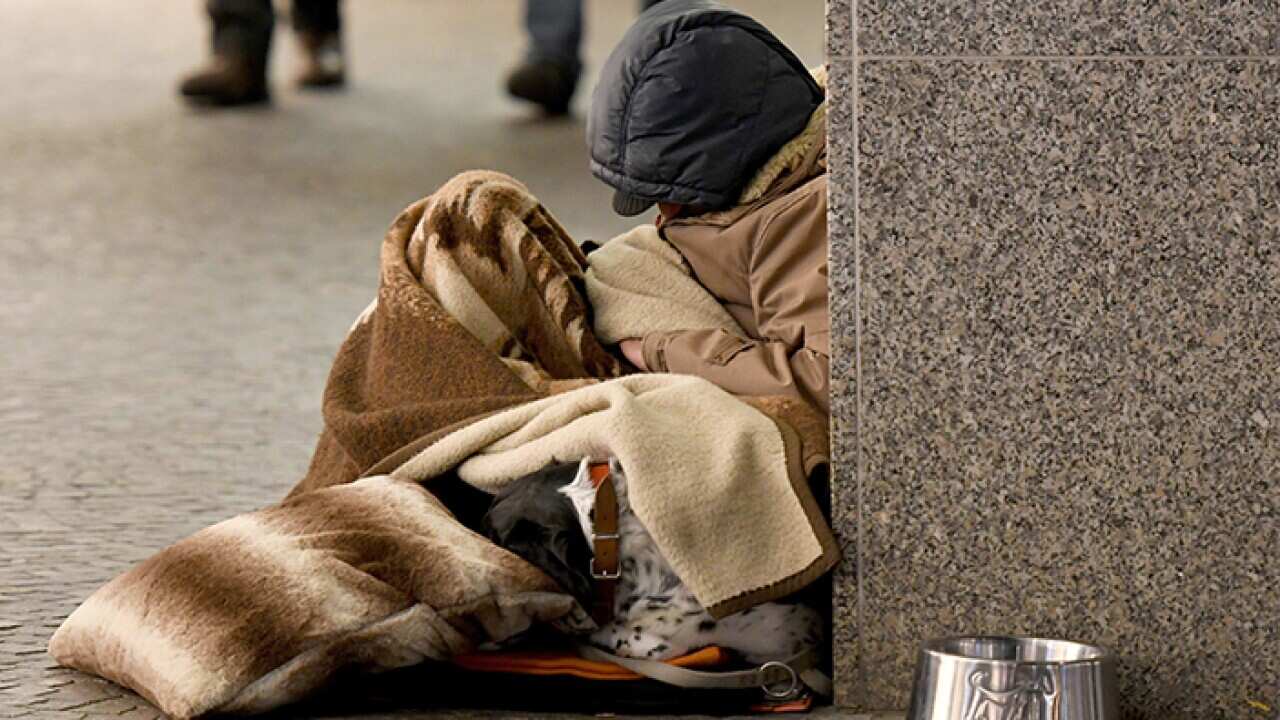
left=587, top=0, right=823, bottom=215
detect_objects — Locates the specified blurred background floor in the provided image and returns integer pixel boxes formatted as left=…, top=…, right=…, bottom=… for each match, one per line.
left=0, top=0, right=823, bottom=716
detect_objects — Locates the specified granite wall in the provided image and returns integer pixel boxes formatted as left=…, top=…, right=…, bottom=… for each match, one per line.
left=825, top=2, right=1279, bottom=717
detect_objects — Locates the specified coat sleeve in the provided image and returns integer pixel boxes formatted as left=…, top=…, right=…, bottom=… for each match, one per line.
left=640, top=179, right=830, bottom=412
left=641, top=328, right=829, bottom=412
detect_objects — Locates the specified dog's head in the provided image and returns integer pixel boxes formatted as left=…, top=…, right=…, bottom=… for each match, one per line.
left=482, top=461, right=594, bottom=607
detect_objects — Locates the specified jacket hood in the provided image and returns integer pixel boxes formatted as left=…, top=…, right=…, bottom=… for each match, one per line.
left=587, top=0, right=823, bottom=213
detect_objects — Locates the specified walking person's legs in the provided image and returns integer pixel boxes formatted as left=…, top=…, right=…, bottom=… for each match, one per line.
left=179, top=0, right=274, bottom=106
left=505, top=0, right=666, bottom=115
left=290, top=0, right=345, bottom=88
left=525, top=0, right=584, bottom=78
left=291, top=0, right=340, bottom=35
left=506, top=0, right=583, bottom=115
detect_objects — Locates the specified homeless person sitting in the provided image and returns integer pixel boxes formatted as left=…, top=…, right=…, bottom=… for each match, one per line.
left=46, top=2, right=838, bottom=717
left=590, top=0, right=830, bottom=414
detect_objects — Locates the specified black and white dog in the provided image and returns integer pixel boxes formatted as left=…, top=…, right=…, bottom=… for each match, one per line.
left=484, top=458, right=821, bottom=664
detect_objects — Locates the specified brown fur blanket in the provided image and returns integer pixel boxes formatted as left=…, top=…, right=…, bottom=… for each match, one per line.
left=49, top=171, right=836, bottom=718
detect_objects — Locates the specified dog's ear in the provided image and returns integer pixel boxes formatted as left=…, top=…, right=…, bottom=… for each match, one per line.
left=487, top=520, right=593, bottom=607
left=548, top=527, right=594, bottom=604
left=481, top=468, right=563, bottom=541
left=480, top=494, right=521, bottom=545
left=482, top=509, right=537, bottom=561
left=481, top=464, right=598, bottom=608
left=522, top=527, right=592, bottom=606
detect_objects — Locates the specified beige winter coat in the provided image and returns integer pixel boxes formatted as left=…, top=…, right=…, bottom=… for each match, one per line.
left=641, top=111, right=829, bottom=413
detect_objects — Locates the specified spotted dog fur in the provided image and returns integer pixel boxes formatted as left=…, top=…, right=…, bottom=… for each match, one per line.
left=560, top=459, right=822, bottom=664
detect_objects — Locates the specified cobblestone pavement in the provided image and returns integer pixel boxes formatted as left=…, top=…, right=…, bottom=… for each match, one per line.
left=0, top=1, right=824, bottom=717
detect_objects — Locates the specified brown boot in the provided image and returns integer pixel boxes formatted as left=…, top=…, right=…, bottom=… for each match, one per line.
left=178, top=54, right=269, bottom=106
left=295, top=31, right=345, bottom=89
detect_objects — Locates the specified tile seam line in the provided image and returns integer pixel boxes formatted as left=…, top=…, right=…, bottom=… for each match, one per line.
left=857, top=54, right=1276, bottom=61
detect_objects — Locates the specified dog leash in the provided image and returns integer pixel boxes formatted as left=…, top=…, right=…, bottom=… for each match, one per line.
left=577, top=645, right=833, bottom=700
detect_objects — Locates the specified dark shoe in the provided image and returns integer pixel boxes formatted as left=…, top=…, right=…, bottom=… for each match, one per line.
left=295, top=31, right=345, bottom=89
left=505, top=59, right=577, bottom=115
left=178, top=55, right=268, bottom=107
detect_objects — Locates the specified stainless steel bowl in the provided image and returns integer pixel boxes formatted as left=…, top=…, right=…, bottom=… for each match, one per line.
left=906, top=636, right=1118, bottom=720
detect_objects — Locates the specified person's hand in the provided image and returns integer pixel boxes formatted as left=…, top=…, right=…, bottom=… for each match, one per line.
left=618, top=338, right=647, bottom=371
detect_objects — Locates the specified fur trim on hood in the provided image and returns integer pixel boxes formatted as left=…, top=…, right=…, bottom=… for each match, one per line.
left=737, top=65, right=828, bottom=206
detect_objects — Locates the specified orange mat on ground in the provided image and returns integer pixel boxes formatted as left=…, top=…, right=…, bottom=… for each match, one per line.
left=450, top=646, right=814, bottom=713
left=450, top=646, right=730, bottom=681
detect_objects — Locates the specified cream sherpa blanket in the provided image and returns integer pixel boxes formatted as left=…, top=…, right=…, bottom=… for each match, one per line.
left=584, top=224, right=746, bottom=343
left=388, top=373, right=826, bottom=614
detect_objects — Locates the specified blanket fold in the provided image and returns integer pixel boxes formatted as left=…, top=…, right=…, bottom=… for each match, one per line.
left=387, top=373, right=831, bottom=616
left=583, top=223, right=746, bottom=343
left=50, top=170, right=836, bottom=718
left=49, top=476, right=582, bottom=718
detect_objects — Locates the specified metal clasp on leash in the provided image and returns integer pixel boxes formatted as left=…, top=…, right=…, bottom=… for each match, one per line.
left=758, top=661, right=801, bottom=700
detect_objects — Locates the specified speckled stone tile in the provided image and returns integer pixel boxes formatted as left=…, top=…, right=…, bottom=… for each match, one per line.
left=826, top=0, right=853, bottom=58
left=857, top=1, right=1280, bottom=56
left=836, top=59, right=1280, bottom=717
